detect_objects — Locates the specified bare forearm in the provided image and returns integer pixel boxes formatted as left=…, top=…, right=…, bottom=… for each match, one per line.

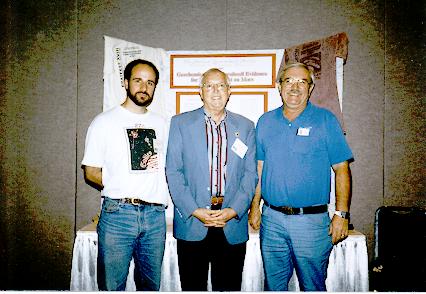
left=333, top=161, right=351, bottom=212
left=329, top=161, right=352, bottom=244
left=250, top=190, right=262, bottom=210
left=250, top=160, right=263, bottom=209
left=249, top=161, right=263, bottom=230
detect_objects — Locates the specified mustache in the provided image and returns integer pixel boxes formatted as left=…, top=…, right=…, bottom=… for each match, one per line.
left=136, top=91, right=150, bottom=96
left=287, top=89, right=302, bottom=95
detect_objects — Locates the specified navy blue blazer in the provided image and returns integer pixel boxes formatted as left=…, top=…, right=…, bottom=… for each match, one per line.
left=166, top=107, right=257, bottom=245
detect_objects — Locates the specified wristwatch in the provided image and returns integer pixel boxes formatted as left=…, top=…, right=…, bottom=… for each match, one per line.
left=334, top=210, right=350, bottom=219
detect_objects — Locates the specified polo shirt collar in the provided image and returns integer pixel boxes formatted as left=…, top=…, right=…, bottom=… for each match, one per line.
left=279, top=102, right=313, bottom=124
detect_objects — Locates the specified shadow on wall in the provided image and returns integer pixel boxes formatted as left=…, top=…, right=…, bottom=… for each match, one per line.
left=2, top=206, right=73, bottom=290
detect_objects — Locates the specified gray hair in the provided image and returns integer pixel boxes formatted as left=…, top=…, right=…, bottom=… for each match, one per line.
left=277, top=62, right=315, bottom=85
left=199, top=68, right=231, bottom=88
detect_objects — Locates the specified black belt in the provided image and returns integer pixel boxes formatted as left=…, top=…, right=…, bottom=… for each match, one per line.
left=211, top=203, right=222, bottom=210
left=264, top=200, right=327, bottom=215
left=111, top=197, right=163, bottom=207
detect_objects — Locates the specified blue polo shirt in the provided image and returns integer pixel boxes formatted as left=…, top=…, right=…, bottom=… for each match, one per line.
left=256, top=102, right=353, bottom=207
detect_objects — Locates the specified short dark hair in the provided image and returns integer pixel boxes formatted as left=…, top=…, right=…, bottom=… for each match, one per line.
left=123, top=59, right=159, bottom=84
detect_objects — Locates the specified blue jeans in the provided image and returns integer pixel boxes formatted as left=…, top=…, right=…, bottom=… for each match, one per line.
left=97, top=197, right=166, bottom=291
left=260, top=205, right=333, bottom=291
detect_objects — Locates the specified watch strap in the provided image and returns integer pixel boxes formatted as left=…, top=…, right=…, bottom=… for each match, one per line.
left=334, top=210, right=350, bottom=219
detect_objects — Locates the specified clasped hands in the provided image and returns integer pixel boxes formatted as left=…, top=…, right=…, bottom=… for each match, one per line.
left=192, top=207, right=237, bottom=228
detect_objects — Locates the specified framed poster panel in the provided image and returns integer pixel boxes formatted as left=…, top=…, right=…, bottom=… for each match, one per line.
left=170, top=53, right=276, bottom=89
left=176, top=91, right=268, bottom=124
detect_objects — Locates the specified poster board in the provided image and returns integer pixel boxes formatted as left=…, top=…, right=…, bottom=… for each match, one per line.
left=167, top=51, right=283, bottom=124
left=103, top=35, right=345, bottom=219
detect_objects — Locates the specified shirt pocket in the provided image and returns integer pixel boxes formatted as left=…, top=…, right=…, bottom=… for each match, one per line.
left=292, top=134, right=327, bottom=156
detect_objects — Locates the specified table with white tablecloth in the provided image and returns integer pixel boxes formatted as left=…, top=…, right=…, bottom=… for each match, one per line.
left=70, top=223, right=368, bottom=291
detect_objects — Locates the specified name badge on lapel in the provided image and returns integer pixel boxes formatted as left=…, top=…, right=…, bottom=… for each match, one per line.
left=231, top=138, right=248, bottom=159
left=297, top=127, right=311, bottom=136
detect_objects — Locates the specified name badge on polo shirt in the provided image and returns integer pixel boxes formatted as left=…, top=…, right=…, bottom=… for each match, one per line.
left=231, top=138, right=248, bottom=159
left=297, top=127, right=311, bottom=136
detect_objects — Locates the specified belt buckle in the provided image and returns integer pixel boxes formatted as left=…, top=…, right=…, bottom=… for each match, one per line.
left=211, top=196, right=223, bottom=205
left=282, top=206, right=296, bottom=215
left=130, top=198, right=139, bottom=205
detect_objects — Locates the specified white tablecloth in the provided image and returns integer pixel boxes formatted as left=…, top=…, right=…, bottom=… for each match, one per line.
left=70, top=223, right=368, bottom=291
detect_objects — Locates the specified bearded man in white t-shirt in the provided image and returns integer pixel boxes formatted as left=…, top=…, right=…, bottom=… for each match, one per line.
left=82, top=59, right=169, bottom=291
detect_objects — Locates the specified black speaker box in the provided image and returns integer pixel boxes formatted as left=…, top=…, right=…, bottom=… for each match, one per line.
left=371, top=206, right=426, bottom=291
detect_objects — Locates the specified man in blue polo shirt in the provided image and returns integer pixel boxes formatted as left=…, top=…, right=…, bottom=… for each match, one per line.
left=249, top=62, right=353, bottom=291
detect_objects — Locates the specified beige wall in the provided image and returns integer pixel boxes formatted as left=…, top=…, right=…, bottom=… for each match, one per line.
left=1, top=0, right=424, bottom=289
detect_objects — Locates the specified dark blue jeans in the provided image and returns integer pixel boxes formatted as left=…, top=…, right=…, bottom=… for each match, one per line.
left=97, top=197, right=166, bottom=291
left=260, top=205, right=333, bottom=291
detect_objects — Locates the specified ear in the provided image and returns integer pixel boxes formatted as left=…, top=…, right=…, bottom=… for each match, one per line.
left=124, top=79, right=129, bottom=90
left=277, top=82, right=282, bottom=94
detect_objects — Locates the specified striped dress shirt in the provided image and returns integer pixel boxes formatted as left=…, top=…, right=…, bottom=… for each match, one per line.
left=204, top=111, right=228, bottom=198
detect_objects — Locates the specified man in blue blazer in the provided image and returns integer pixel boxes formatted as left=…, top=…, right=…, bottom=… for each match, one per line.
left=166, top=68, right=257, bottom=291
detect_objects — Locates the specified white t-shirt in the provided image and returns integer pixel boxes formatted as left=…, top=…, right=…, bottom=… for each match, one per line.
left=82, top=106, right=169, bottom=205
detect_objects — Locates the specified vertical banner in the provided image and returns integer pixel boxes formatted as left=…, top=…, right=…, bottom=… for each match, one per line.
left=280, top=32, right=348, bottom=130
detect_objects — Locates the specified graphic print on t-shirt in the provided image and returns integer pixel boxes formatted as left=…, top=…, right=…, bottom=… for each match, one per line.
left=126, top=128, right=158, bottom=172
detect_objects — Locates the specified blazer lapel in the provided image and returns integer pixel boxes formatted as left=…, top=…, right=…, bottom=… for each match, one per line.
left=225, top=113, right=238, bottom=189
left=188, top=108, right=210, bottom=180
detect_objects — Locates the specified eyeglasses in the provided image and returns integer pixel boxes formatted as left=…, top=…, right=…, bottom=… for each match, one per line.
left=281, top=77, right=310, bottom=87
left=201, top=83, right=229, bottom=92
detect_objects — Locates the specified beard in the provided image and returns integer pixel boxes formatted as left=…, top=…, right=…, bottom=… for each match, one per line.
left=127, top=88, right=154, bottom=107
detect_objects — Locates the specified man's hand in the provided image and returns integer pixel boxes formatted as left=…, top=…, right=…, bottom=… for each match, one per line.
left=208, top=208, right=238, bottom=228
left=249, top=206, right=261, bottom=230
left=192, top=208, right=219, bottom=227
left=329, top=215, right=349, bottom=244
left=192, top=208, right=237, bottom=228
